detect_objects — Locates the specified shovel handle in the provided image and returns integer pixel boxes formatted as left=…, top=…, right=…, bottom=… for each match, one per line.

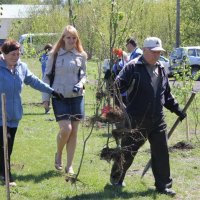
left=1, top=94, right=11, bottom=199
left=141, top=91, right=196, bottom=179
left=168, top=91, right=196, bottom=138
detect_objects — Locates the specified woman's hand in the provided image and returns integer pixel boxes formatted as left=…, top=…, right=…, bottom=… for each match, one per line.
left=43, top=101, right=50, bottom=110
left=73, top=82, right=83, bottom=93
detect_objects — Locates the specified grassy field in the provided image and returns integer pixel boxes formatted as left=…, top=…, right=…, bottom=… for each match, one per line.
left=0, top=58, right=200, bottom=200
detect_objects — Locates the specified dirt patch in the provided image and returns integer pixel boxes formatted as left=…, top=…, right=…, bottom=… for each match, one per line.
left=169, top=141, right=195, bottom=151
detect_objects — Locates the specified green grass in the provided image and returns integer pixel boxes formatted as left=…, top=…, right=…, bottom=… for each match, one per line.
left=0, top=58, right=200, bottom=199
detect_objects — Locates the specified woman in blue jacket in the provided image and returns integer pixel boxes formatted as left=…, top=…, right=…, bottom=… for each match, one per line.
left=0, top=39, right=63, bottom=186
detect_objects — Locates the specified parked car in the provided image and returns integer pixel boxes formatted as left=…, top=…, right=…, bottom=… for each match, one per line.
left=159, top=55, right=172, bottom=76
left=18, top=33, right=59, bottom=55
left=169, top=46, right=200, bottom=79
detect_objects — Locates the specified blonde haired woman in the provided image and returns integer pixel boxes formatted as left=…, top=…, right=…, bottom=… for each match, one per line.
left=42, top=25, right=87, bottom=175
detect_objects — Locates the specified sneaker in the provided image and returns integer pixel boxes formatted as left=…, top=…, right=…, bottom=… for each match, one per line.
left=45, top=107, right=50, bottom=114
left=9, top=181, right=17, bottom=187
left=65, top=166, right=74, bottom=175
left=111, top=181, right=126, bottom=187
left=1, top=175, right=17, bottom=187
left=156, top=188, right=176, bottom=196
left=110, top=176, right=126, bottom=187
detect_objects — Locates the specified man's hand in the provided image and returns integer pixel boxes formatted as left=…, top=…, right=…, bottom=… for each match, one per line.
left=52, top=91, right=64, bottom=100
left=178, top=111, right=187, bottom=121
left=176, top=109, right=187, bottom=121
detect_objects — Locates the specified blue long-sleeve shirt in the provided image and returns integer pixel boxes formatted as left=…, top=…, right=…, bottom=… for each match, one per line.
left=0, top=59, right=53, bottom=127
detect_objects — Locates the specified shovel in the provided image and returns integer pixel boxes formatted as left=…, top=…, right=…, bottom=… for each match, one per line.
left=141, top=91, right=196, bottom=178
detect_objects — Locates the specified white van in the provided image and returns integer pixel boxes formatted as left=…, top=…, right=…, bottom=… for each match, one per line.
left=170, top=46, right=200, bottom=78
left=19, top=33, right=60, bottom=55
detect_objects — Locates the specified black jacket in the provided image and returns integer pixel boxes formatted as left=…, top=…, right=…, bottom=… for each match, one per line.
left=116, top=56, right=181, bottom=119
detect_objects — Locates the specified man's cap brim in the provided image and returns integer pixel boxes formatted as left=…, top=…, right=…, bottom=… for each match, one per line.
left=149, top=47, right=165, bottom=52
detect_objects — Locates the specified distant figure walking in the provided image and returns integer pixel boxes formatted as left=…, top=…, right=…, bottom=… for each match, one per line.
left=39, top=43, right=53, bottom=114
left=39, top=43, right=53, bottom=78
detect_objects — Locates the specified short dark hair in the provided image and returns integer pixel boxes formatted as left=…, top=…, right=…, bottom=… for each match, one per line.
left=44, top=43, right=52, bottom=51
left=126, top=38, right=137, bottom=47
left=1, top=39, right=20, bottom=54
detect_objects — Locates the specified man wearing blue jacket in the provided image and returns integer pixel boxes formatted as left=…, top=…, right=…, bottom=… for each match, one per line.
left=126, top=37, right=143, bottom=61
left=0, top=39, right=63, bottom=186
left=110, top=37, right=186, bottom=196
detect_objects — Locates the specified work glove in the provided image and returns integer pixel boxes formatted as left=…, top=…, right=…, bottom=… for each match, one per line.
left=52, top=91, right=64, bottom=100
left=175, top=109, right=187, bottom=121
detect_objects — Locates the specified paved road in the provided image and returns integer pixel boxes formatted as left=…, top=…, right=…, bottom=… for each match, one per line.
left=169, top=80, right=200, bottom=92
left=193, top=81, right=200, bottom=92
left=88, top=79, right=200, bottom=93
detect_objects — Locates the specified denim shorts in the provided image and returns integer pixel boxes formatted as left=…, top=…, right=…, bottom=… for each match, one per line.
left=52, top=96, right=84, bottom=121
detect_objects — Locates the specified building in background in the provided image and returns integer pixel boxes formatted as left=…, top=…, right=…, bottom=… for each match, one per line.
left=0, top=4, right=48, bottom=43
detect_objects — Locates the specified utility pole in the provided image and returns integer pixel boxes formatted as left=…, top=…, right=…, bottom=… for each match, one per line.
left=176, top=0, right=180, bottom=47
left=68, top=0, right=75, bottom=27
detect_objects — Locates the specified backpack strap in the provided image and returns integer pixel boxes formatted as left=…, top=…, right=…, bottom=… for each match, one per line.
left=48, top=53, right=58, bottom=87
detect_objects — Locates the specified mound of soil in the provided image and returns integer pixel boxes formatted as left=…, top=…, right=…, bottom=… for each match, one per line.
left=169, top=141, right=194, bottom=151
left=105, top=107, right=125, bottom=123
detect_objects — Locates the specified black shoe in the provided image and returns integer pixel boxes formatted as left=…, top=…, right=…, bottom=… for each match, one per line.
left=156, top=188, right=176, bottom=196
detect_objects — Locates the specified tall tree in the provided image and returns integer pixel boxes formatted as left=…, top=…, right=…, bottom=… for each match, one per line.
left=8, top=0, right=177, bottom=56
left=181, top=0, right=200, bottom=46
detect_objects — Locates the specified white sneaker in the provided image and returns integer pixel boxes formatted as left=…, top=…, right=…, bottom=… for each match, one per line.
left=9, top=181, right=17, bottom=187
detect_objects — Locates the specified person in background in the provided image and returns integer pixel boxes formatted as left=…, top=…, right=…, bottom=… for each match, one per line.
left=39, top=43, right=53, bottom=78
left=39, top=43, right=53, bottom=114
left=105, top=38, right=142, bottom=81
left=42, top=25, right=87, bottom=176
left=126, top=37, right=143, bottom=61
left=112, top=50, right=129, bottom=105
left=110, top=37, right=186, bottom=196
left=0, top=39, right=63, bottom=187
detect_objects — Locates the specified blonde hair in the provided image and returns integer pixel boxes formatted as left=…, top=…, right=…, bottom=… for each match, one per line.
left=52, top=25, right=87, bottom=58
